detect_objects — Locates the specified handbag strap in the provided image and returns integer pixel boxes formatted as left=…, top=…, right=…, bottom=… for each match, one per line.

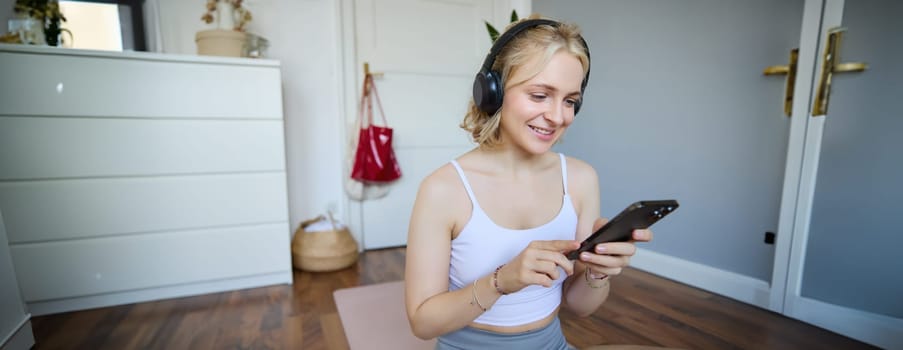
left=357, top=74, right=390, bottom=128
left=358, top=74, right=371, bottom=128
left=368, top=75, right=389, bottom=126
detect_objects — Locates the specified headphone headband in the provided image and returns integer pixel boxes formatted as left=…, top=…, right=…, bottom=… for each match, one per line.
left=479, top=19, right=560, bottom=73
left=473, top=18, right=590, bottom=116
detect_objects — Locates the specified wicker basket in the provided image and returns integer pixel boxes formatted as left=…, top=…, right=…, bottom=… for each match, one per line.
left=291, top=214, right=359, bottom=272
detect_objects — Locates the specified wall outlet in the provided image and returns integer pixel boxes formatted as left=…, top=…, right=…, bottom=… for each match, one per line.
left=764, top=232, right=776, bottom=245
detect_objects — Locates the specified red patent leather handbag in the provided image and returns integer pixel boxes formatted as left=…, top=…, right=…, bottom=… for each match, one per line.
left=350, top=74, right=402, bottom=183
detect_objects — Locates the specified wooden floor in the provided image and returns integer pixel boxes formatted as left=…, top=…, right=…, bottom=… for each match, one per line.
left=30, top=248, right=875, bottom=350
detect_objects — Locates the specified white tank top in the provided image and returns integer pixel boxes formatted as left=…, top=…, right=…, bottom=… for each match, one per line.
left=448, top=153, right=579, bottom=326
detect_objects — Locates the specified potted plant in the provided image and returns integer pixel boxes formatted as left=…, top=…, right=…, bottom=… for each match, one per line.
left=11, top=0, right=69, bottom=46
left=196, top=0, right=252, bottom=57
left=485, top=10, right=519, bottom=42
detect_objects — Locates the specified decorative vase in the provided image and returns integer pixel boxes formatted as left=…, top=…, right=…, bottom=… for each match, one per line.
left=216, top=1, right=236, bottom=30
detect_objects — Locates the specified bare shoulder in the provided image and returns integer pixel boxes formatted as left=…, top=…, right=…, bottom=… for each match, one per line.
left=417, top=163, right=464, bottom=201
left=409, top=162, right=470, bottom=242
left=414, top=163, right=470, bottom=221
left=563, top=156, right=601, bottom=239
left=563, top=155, right=599, bottom=189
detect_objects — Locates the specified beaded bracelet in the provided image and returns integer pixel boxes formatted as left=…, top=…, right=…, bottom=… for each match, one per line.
left=492, top=265, right=509, bottom=295
left=470, top=279, right=488, bottom=312
left=584, top=268, right=609, bottom=289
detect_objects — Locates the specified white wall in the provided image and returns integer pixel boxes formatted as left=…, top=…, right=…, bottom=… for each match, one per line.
left=155, top=0, right=346, bottom=232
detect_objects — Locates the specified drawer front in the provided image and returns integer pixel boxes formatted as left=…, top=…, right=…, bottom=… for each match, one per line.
left=0, top=117, right=286, bottom=180
left=11, top=223, right=291, bottom=302
left=0, top=52, right=282, bottom=119
left=0, top=173, right=289, bottom=243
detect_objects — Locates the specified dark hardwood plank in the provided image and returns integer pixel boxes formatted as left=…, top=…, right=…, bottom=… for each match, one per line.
left=321, top=312, right=350, bottom=350
left=30, top=247, right=877, bottom=350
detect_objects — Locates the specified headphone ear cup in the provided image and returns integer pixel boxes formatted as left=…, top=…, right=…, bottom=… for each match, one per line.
left=473, top=70, right=503, bottom=115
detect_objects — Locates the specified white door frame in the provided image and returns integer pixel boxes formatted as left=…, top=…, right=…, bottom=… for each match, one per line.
left=335, top=0, right=361, bottom=248
left=767, top=0, right=825, bottom=313
left=334, top=0, right=530, bottom=250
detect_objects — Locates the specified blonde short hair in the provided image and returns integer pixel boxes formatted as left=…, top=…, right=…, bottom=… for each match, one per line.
left=460, top=15, right=590, bottom=148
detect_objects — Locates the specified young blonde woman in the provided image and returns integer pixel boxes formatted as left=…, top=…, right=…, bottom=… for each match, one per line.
left=405, top=16, right=653, bottom=349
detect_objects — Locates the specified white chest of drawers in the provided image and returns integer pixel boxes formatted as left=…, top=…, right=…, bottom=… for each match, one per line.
left=0, top=44, right=292, bottom=315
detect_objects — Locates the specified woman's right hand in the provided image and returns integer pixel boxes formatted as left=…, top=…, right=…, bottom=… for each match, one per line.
left=496, top=240, right=580, bottom=293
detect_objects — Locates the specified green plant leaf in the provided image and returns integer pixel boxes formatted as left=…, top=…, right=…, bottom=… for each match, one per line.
left=510, top=10, right=518, bottom=23
left=485, top=21, right=500, bottom=42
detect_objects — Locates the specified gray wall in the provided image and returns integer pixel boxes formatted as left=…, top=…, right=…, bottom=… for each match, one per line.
left=537, top=0, right=804, bottom=281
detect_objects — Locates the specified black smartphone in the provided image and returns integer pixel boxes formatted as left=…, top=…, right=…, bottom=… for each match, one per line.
left=565, top=200, right=679, bottom=260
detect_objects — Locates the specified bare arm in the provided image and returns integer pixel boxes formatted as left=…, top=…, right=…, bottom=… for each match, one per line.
left=561, top=158, right=653, bottom=317
left=561, top=160, right=610, bottom=316
left=404, top=170, right=499, bottom=339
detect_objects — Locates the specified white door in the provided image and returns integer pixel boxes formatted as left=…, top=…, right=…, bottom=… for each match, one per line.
left=342, top=1, right=524, bottom=249
left=781, top=0, right=903, bottom=348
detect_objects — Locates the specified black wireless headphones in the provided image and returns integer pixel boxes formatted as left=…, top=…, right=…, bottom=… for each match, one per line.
left=472, top=18, right=591, bottom=116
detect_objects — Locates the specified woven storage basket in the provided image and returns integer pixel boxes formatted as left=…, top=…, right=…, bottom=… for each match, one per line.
left=291, top=214, right=359, bottom=272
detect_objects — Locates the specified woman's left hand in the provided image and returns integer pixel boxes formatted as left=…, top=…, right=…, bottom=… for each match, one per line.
left=578, top=218, right=654, bottom=278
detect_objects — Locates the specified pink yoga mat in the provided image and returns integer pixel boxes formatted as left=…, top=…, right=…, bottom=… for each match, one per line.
left=334, top=281, right=436, bottom=350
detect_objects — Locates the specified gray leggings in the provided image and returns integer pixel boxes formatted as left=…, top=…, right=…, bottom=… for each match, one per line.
left=436, top=317, right=575, bottom=350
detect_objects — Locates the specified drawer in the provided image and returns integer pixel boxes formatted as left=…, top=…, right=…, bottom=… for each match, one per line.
left=11, top=223, right=291, bottom=302
left=0, top=172, right=289, bottom=243
left=0, top=51, right=282, bottom=119
left=0, top=117, right=286, bottom=180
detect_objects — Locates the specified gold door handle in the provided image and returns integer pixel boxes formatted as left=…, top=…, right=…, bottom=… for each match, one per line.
left=812, top=27, right=868, bottom=116
left=763, top=48, right=799, bottom=117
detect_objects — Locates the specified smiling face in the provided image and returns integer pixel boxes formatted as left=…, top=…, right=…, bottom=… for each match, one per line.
left=497, top=49, right=586, bottom=155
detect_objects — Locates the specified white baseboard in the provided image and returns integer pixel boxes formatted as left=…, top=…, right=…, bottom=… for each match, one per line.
left=1, top=317, right=34, bottom=350
left=27, top=271, right=292, bottom=316
left=630, top=247, right=771, bottom=309
left=788, top=296, right=903, bottom=350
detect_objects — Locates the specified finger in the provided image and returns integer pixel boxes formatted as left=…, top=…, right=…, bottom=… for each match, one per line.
left=531, top=239, right=580, bottom=253
left=593, top=242, right=637, bottom=256
left=592, top=217, right=609, bottom=232
left=551, top=253, right=575, bottom=275
left=632, top=229, right=653, bottom=242
left=531, top=260, right=560, bottom=280
left=533, top=250, right=576, bottom=275
left=526, top=271, right=555, bottom=287
left=580, top=252, right=631, bottom=269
